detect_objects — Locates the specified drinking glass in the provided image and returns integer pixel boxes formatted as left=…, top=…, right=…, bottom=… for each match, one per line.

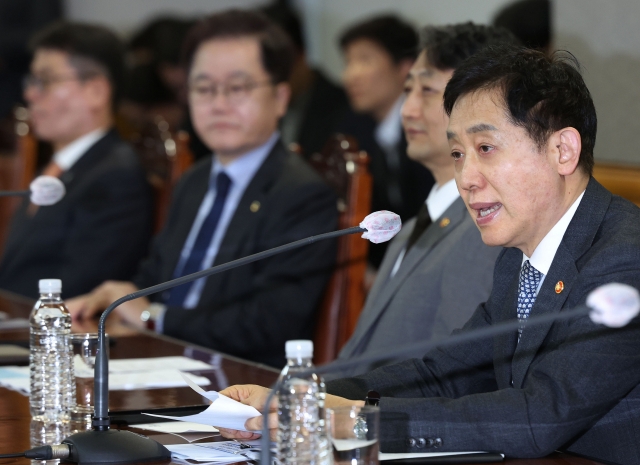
left=327, top=405, right=379, bottom=465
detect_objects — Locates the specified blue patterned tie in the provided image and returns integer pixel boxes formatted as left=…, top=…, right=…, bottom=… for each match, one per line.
left=165, top=171, right=232, bottom=306
left=517, top=260, right=542, bottom=342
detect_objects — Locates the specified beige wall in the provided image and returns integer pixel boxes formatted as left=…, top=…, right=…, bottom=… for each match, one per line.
left=554, top=0, right=640, bottom=164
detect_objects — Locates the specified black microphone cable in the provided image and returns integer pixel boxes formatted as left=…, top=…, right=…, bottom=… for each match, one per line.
left=0, top=444, right=70, bottom=461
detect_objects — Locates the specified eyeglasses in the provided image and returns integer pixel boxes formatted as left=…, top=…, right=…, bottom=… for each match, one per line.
left=188, top=79, right=274, bottom=105
left=23, top=73, right=96, bottom=93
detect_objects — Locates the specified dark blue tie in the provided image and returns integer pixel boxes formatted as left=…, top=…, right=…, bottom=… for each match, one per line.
left=516, top=260, right=542, bottom=342
left=165, top=171, right=232, bottom=306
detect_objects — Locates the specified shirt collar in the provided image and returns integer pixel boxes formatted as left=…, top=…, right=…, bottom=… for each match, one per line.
left=53, top=128, right=108, bottom=170
left=523, top=190, right=586, bottom=274
left=374, top=95, right=404, bottom=150
left=426, top=178, right=459, bottom=221
left=211, top=131, right=279, bottom=190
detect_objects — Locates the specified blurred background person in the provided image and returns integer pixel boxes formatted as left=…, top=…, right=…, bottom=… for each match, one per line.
left=0, top=21, right=153, bottom=299
left=337, top=15, right=435, bottom=270
left=493, top=0, right=551, bottom=54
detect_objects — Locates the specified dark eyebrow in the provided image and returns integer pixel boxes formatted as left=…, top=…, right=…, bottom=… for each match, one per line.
left=467, top=123, right=498, bottom=134
left=446, top=131, right=456, bottom=140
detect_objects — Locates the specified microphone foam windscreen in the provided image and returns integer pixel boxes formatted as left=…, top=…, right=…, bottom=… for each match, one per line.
left=360, top=211, right=402, bottom=243
left=588, top=282, right=640, bottom=328
left=30, top=176, right=66, bottom=206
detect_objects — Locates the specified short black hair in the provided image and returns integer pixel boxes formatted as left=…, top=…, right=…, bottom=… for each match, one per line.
left=260, top=1, right=305, bottom=54
left=443, top=44, right=597, bottom=176
left=340, top=15, right=418, bottom=63
left=493, top=0, right=551, bottom=51
left=182, top=9, right=295, bottom=84
left=30, top=21, right=125, bottom=106
left=421, top=22, right=520, bottom=71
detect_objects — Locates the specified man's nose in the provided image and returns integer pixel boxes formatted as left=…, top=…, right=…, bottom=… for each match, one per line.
left=457, top=151, right=484, bottom=191
left=401, top=89, right=421, bottom=120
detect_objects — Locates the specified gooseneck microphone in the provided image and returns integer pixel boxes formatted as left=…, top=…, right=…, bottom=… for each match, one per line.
left=60, top=211, right=402, bottom=464
left=257, top=282, right=640, bottom=465
left=0, top=175, right=66, bottom=205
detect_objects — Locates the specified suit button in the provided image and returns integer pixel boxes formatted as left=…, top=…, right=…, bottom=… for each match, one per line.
left=434, top=438, right=443, bottom=448
left=406, top=438, right=417, bottom=448
left=416, top=438, right=426, bottom=448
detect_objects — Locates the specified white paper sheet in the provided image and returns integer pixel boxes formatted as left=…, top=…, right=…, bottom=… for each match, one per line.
left=0, top=362, right=211, bottom=395
left=144, top=373, right=260, bottom=431
left=166, top=443, right=241, bottom=462
left=134, top=421, right=219, bottom=442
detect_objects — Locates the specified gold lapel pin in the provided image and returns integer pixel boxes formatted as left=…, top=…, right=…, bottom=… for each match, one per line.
left=250, top=201, right=261, bottom=212
left=439, top=217, right=450, bottom=228
left=555, top=281, right=564, bottom=294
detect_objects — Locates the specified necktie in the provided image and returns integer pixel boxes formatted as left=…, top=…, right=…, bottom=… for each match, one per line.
left=405, top=204, right=431, bottom=252
left=516, top=260, right=543, bottom=341
left=165, top=171, right=232, bottom=306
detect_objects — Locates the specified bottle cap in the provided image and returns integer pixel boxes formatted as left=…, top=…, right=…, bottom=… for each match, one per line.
left=285, top=340, right=313, bottom=358
left=39, top=279, right=62, bottom=294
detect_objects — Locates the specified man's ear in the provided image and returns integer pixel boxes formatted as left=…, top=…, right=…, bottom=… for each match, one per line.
left=549, top=127, right=582, bottom=176
left=274, top=82, right=291, bottom=118
left=84, top=75, right=112, bottom=111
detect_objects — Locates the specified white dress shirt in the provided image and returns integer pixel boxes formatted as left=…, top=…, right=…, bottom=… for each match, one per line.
left=522, top=190, right=586, bottom=294
left=53, top=128, right=107, bottom=170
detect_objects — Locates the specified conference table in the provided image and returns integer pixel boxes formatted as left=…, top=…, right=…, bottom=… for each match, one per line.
left=0, top=291, right=605, bottom=465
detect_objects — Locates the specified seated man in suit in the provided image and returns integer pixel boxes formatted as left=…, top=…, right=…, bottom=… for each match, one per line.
left=339, top=15, right=435, bottom=268
left=0, top=22, right=153, bottom=299
left=217, top=44, right=640, bottom=465
left=335, top=24, right=517, bottom=377
left=68, top=10, right=338, bottom=368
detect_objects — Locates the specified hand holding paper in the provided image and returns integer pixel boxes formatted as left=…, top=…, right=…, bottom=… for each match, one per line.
left=145, top=374, right=262, bottom=431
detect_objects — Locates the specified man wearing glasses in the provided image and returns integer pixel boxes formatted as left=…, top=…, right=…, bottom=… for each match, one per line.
left=0, top=22, right=153, bottom=299
left=68, top=10, right=338, bottom=368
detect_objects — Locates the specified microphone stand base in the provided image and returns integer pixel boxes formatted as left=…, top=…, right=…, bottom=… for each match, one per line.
left=62, top=429, right=171, bottom=464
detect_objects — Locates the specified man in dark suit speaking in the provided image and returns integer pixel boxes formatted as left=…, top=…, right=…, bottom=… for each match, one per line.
left=69, top=10, right=338, bottom=367
left=217, top=45, right=640, bottom=464
left=0, top=22, right=153, bottom=299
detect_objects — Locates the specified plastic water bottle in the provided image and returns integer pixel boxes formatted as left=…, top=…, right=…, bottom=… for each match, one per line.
left=277, top=340, right=330, bottom=465
left=29, top=279, right=75, bottom=422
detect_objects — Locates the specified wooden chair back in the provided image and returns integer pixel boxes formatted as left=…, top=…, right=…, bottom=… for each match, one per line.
left=0, top=106, right=38, bottom=253
left=309, top=134, right=372, bottom=364
left=592, top=162, right=640, bottom=206
left=128, top=116, right=194, bottom=233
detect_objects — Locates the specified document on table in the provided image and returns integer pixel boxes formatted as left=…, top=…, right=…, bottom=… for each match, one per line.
left=0, top=356, right=214, bottom=395
left=134, top=421, right=219, bottom=442
left=144, top=373, right=260, bottom=431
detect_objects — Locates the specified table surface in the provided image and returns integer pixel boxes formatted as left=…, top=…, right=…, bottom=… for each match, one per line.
left=0, top=291, right=604, bottom=465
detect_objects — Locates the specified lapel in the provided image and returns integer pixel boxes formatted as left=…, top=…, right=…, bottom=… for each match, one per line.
left=343, top=198, right=468, bottom=355
left=58, top=129, right=119, bottom=188
left=510, top=178, right=612, bottom=388
left=197, top=141, right=285, bottom=303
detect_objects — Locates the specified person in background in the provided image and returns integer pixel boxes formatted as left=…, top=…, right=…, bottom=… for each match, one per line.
left=68, top=10, right=338, bottom=368
left=335, top=23, right=518, bottom=377
left=338, top=15, right=435, bottom=269
left=260, top=0, right=351, bottom=157
left=493, top=0, right=551, bottom=54
left=0, top=21, right=153, bottom=299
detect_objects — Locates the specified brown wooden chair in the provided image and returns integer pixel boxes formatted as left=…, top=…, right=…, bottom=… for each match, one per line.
left=309, top=134, right=372, bottom=364
left=127, top=116, right=194, bottom=233
left=0, top=106, right=38, bottom=253
left=593, top=162, right=640, bottom=207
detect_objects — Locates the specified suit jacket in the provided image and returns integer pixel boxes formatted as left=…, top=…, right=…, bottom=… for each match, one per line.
left=134, top=140, right=338, bottom=367
left=335, top=198, right=500, bottom=376
left=327, top=178, right=640, bottom=465
left=0, top=129, right=153, bottom=299
left=337, top=112, right=434, bottom=267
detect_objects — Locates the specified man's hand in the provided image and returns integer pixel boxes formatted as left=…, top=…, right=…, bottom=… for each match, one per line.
left=67, top=281, right=149, bottom=328
left=216, top=384, right=363, bottom=441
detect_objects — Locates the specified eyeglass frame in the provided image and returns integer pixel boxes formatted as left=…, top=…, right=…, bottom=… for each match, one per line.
left=23, top=71, right=100, bottom=94
left=188, top=78, right=276, bottom=105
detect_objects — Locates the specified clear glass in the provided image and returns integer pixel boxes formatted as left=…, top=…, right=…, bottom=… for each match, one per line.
left=277, top=354, right=330, bottom=465
left=29, top=291, right=75, bottom=423
left=69, top=332, right=108, bottom=431
left=327, top=406, right=380, bottom=465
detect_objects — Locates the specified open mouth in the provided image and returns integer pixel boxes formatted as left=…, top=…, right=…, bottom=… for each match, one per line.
left=470, top=202, right=502, bottom=225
